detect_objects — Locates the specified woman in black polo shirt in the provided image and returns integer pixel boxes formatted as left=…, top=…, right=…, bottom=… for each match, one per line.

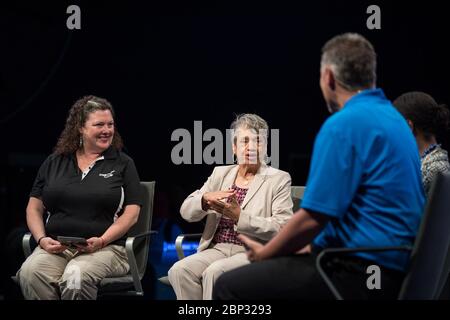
left=17, top=95, right=142, bottom=300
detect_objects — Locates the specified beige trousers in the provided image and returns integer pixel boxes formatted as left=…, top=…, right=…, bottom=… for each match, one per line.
left=168, top=242, right=249, bottom=300
left=17, top=245, right=129, bottom=300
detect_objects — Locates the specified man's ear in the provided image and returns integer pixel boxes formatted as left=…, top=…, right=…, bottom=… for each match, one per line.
left=327, top=68, right=336, bottom=91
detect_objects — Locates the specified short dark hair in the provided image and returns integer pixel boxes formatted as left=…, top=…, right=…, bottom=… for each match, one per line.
left=321, top=33, right=377, bottom=91
left=393, top=91, right=450, bottom=139
left=54, top=95, right=123, bottom=155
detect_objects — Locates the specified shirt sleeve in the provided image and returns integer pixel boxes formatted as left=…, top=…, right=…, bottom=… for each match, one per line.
left=123, top=158, right=143, bottom=207
left=179, top=167, right=219, bottom=222
left=29, top=155, right=52, bottom=199
left=301, top=121, right=364, bottom=219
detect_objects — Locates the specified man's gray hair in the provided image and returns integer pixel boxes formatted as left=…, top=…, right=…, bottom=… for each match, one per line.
left=230, top=113, right=269, bottom=145
left=321, top=33, right=377, bottom=91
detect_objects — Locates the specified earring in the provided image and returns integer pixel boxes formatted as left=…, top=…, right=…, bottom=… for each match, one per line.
left=233, top=154, right=237, bottom=164
left=79, top=136, right=83, bottom=147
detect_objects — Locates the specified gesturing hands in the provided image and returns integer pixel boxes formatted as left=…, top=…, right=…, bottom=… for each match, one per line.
left=202, top=190, right=241, bottom=222
left=202, top=190, right=235, bottom=205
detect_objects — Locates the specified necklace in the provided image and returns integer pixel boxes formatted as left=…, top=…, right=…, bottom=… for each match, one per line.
left=421, top=143, right=440, bottom=160
left=238, top=176, right=251, bottom=185
left=238, top=174, right=253, bottom=186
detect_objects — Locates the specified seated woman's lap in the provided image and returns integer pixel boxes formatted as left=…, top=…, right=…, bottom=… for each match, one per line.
left=63, top=245, right=129, bottom=281
left=19, top=245, right=129, bottom=284
left=18, top=247, right=71, bottom=283
left=170, top=242, right=247, bottom=279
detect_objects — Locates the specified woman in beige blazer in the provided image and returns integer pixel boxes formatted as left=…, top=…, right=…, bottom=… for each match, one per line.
left=168, top=114, right=293, bottom=300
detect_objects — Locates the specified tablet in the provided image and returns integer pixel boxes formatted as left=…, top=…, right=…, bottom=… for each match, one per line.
left=57, top=236, right=88, bottom=248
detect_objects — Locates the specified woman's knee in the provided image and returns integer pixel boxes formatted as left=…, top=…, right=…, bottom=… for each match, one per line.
left=18, top=259, right=40, bottom=284
left=202, top=260, right=225, bottom=280
left=19, top=255, right=60, bottom=284
left=168, top=259, right=194, bottom=281
left=60, top=260, right=99, bottom=286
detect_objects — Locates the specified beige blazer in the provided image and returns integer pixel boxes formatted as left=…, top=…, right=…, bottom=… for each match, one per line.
left=180, top=164, right=294, bottom=252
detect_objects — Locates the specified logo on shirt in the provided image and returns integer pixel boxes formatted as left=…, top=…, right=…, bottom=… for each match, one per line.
left=99, top=170, right=115, bottom=179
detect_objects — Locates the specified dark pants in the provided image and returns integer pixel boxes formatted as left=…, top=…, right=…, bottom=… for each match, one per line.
left=213, top=253, right=405, bottom=300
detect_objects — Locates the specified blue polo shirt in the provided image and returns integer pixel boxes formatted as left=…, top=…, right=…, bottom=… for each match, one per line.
left=301, top=88, right=425, bottom=272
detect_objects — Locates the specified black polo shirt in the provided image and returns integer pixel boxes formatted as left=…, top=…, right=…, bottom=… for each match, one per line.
left=30, top=147, right=142, bottom=244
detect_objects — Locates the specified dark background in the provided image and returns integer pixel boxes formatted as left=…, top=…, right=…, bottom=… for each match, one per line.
left=1, top=0, right=449, bottom=298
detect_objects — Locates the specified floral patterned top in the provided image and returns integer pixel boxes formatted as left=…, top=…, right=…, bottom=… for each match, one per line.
left=421, top=146, right=450, bottom=195
left=212, top=184, right=248, bottom=245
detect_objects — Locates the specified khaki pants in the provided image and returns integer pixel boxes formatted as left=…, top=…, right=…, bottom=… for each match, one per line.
left=17, top=245, right=129, bottom=300
left=168, top=242, right=249, bottom=300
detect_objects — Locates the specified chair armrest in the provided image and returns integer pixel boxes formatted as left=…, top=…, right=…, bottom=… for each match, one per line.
left=125, top=230, right=158, bottom=261
left=157, top=233, right=202, bottom=287
left=125, top=230, right=158, bottom=295
left=23, top=233, right=33, bottom=258
left=316, top=246, right=412, bottom=300
left=175, top=233, right=202, bottom=260
left=131, top=230, right=158, bottom=242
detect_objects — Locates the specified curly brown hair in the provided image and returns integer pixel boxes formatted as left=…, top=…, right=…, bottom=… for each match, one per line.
left=393, top=92, right=449, bottom=140
left=54, top=95, right=124, bottom=155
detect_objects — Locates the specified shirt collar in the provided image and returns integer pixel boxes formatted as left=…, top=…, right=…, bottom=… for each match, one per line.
left=343, top=88, right=386, bottom=109
left=71, top=146, right=119, bottom=160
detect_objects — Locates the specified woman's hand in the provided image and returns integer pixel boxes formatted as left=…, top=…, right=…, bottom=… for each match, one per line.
left=208, top=193, right=241, bottom=221
left=202, top=190, right=234, bottom=210
left=40, top=237, right=67, bottom=254
left=237, top=234, right=265, bottom=262
left=76, top=237, right=104, bottom=253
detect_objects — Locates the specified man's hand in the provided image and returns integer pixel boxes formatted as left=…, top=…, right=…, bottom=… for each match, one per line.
left=76, top=237, right=103, bottom=253
left=296, top=244, right=312, bottom=254
left=209, top=194, right=241, bottom=221
left=40, top=237, right=67, bottom=254
left=238, top=234, right=265, bottom=262
left=202, top=190, right=234, bottom=211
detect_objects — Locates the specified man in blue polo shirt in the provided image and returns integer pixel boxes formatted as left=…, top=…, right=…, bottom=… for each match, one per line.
left=213, top=33, right=425, bottom=300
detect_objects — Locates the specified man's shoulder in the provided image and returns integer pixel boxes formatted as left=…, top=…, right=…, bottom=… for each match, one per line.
left=320, top=100, right=386, bottom=136
left=318, top=112, right=350, bottom=136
